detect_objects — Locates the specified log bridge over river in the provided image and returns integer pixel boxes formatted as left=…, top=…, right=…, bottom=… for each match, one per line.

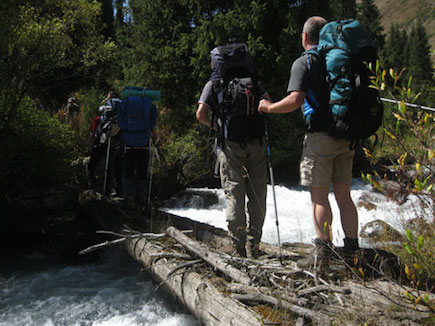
left=79, top=191, right=434, bottom=326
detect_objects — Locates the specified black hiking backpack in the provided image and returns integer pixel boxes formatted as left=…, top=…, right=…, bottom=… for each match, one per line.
left=305, top=19, right=383, bottom=143
left=210, top=43, right=265, bottom=148
left=94, top=105, right=118, bottom=146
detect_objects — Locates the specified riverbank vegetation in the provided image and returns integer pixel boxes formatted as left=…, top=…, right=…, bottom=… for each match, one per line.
left=0, top=0, right=434, bottom=320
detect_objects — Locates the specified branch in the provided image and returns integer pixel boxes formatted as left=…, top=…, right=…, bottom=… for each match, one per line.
left=166, top=226, right=252, bottom=285
left=79, top=238, right=125, bottom=254
left=155, top=259, right=203, bottom=291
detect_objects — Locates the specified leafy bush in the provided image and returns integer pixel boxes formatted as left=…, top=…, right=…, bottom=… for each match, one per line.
left=362, top=66, right=434, bottom=293
left=0, top=95, right=78, bottom=196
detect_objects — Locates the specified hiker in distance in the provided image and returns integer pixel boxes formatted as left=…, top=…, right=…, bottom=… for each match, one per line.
left=117, top=89, right=159, bottom=210
left=196, top=43, right=271, bottom=259
left=86, top=91, right=122, bottom=196
left=258, top=16, right=360, bottom=274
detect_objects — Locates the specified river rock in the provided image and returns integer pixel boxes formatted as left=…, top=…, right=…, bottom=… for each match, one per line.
left=360, top=219, right=404, bottom=244
left=164, top=189, right=219, bottom=209
left=356, top=193, right=379, bottom=210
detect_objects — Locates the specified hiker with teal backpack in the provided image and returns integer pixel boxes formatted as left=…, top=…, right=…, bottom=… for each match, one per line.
left=259, top=17, right=383, bottom=276
left=118, top=87, right=159, bottom=209
left=196, top=43, right=272, bottom=259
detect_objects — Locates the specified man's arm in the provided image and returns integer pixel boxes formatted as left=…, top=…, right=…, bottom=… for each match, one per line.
left=258, top=91, right=306, bottom=114
left=196, top=102, right=219, bottom=131
left=196, top=103, right=211, bottom=127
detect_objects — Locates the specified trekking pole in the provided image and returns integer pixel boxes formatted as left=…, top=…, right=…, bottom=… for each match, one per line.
left=264, top=117, right=283, bottom=265
left=103, top=135, right=112, bottom=196
left=380, top=97, right=435, bottom=112
left=147, top=138, right=155, bottom=206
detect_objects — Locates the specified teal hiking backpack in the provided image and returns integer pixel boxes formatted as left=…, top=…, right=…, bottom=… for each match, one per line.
left=305, top=19, right=383, bottom=142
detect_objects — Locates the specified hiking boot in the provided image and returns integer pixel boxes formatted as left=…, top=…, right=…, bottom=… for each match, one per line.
left=343, top=237, right=359, bottom=254
left=297, top=238, right=332, bottom=277
left=231, top=240, right=246, bottom=258
left=314, top=238, right=331, bottom=278
left=338, top=237, right=360, bottom=266
left=246, top=241, right=260, bottom=259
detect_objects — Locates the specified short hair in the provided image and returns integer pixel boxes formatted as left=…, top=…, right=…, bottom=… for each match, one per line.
left=303, top=16, right=327, bottom=44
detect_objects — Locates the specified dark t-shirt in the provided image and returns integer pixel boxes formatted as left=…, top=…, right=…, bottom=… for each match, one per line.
left=287, top=52, right=329, bottom=132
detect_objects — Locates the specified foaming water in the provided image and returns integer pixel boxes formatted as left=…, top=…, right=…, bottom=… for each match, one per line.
left=0, top=250, right=198, bottom=326
left=162, top=179, right=430, bottom=247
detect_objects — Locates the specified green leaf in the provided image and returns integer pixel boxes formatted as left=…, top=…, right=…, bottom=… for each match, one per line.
left=404, top=243, right=415, bottom=255
left=417, top=235, right=424, bottom=251
left=423, top=293, right=429, bottom=303
left=422, top=175, right=432, bottom=187
left=414, top=178, right=422, bottom=191
left=407, top=76, right=412, bottom=89
left=406, top=230, right=413, bottom=242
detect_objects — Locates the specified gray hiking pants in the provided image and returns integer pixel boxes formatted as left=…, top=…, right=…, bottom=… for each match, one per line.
left=218, top=138, right=268, bottom=249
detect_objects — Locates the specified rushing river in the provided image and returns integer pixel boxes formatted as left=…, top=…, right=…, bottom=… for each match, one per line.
left=0, top=250, right=199, bottom=326
left=1, top=179, right=429, bottom=326
left=162, top=178, right=430, bottom=247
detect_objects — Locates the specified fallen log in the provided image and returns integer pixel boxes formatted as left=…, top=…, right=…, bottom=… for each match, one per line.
left=124, top=235, right=267, bottom=325
left=166, top=226, right=252, bottom=285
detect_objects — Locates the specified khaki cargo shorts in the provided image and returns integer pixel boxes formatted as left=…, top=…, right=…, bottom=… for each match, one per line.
left=300, top=132, right=354, bottom=187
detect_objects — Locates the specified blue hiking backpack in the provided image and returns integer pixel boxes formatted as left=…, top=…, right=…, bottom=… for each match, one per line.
left=305, top=19, right=383, bottom=142
left=118, top=93, right=155, bottom=147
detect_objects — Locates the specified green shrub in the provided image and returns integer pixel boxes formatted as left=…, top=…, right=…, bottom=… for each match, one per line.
left=0, top=95, right=78, bottom=195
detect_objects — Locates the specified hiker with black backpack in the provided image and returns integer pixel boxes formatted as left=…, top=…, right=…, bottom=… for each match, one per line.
left=86, top=93, right=123, bottom=196
left=196, top=43, right=272, bottom=259
left=259, top=17, right=383, bottom=276
left=118, top=88, right=159, bottom=209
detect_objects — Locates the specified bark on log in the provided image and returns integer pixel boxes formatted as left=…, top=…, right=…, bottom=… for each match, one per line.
left=231, top=292, right=331, bottom=325
left=124, top=236, right=266, bottom=326
left=166, top=226, right=252, bottom=285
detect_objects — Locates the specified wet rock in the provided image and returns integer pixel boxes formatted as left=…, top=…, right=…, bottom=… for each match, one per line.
left=356, top=192, right=381, bottom=210
left=164, top=189, right=219, bottom=209
left=377, top=180, right=409, bottom=205
left=360, top=219, right=404, bottom=244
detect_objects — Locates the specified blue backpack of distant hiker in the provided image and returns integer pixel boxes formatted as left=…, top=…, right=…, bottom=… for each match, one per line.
left=305, top=19, right=383, bottom=142
left=210, top=43, right=265, bottom=147
left=118, top=93, right=155, bottom=147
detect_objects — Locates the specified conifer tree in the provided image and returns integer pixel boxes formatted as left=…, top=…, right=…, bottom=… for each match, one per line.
left=99, top=0, right=114, bottom=39
left=115, top=0, right=125, bottom=26
left=330, top=0, right=356, bottom=19
left=357, top=0, right=385, bottom=51
left=408, top=20, right=434, bottom=87
left=383, top=24, right=408, bottom=71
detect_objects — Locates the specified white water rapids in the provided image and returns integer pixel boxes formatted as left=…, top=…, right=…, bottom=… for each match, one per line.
left=1, top=179, right=429, bottom=326
left=0, top=251, right=199, bottom=326
left=162, top=179, right=429, bottom=247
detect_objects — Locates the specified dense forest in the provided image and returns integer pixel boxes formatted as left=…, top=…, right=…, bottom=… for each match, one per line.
left=0, top=0, right=433, bottom=200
